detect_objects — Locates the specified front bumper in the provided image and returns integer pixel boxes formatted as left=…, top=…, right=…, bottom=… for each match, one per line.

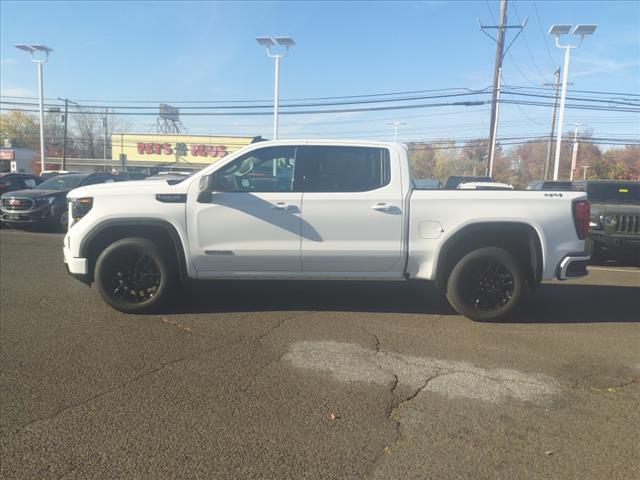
left=557, top=253, right=590, bottom=280
left=63, top=246, right=91, bottom=285
left=0, top=203, right=59, bottom=226
left=589, top=231, right=640, bottom=251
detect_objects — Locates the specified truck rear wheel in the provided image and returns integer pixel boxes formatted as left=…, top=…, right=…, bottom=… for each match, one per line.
left=446, top=247, right=525, bottom=321
left=95, top=237, right=174, bottom=313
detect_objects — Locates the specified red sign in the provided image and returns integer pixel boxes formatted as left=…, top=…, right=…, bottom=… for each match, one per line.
left=0, top=150, right=15, bottom=160
left=136, top=142, right=227, bottom=158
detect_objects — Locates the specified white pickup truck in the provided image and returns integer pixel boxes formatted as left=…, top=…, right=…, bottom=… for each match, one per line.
left=63, top=140, right=591, bottom=321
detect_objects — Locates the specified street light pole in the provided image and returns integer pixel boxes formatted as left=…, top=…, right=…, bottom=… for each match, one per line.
left=553, top=44, right=572, bottom=181
left=548, top=24, right=597, bottom=180
left=273, top=56, right=280, bottom=141
left=388, top=122, right=407, bottom=142
left=256, top=36, right=295, bottom=141
left=15, top=44, right=53, bottom=173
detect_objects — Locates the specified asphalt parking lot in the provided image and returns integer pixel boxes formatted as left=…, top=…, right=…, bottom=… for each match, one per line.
left=1, top=229, right=639, bottom=480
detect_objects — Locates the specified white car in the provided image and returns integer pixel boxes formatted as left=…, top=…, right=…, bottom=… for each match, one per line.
left=63, top=140, right=590, bottom=321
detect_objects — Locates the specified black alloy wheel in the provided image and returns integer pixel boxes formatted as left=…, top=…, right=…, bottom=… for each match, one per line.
left=59, top=210, right=69, bottom=232
left=95, top=237, right=173, bottom=313
left=446, top=247, right=525, bottom=321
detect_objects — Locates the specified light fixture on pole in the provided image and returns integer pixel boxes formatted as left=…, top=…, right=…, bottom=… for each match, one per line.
left=15, top=44, right=53, bottom=173
left=256, top=36, right=295, bottom=141
left=388, top=122, right=407, bottom=142
left=548, top=24, right=596, bottom=180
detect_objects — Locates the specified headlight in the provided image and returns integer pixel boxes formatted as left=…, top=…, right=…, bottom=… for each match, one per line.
left=589, top=214, right=601, bottom=229
left=69, top=197, right=93, bottom=227
left=602, top=214, right=617, bottom=227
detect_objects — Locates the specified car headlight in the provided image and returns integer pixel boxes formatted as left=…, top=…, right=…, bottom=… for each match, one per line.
left=602, top=214, right=617, bottom=227
left=589, top=214, right=601, bottom=229
left=69, top=197, right=93, bottom=226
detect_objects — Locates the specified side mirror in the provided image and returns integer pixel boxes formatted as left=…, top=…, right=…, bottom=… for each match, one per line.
left=198, top=173, right=223, bottom=202
left=199, top=174, right=218, bottom=192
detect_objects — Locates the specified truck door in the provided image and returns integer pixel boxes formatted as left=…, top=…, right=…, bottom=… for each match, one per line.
left=295, top=145, right=404, bottom=274
left=187, top=146, right=302, bottom=274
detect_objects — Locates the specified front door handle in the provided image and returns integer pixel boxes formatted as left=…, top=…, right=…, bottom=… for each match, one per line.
left=371, top=203, right=395, bottom=211
left=271, top=202, right=292, bottom=210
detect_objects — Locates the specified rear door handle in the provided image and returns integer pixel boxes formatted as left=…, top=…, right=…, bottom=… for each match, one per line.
left=371, top=203, right=395, bottom=211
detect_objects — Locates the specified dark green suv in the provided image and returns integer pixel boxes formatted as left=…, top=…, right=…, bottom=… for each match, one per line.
left=573, top=180, right=640, bottom=261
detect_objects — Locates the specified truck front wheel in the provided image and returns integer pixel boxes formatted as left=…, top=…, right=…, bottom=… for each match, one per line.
left=94, top=237, right=174, bottom=313
left=446, top=247, right=525, bottom=321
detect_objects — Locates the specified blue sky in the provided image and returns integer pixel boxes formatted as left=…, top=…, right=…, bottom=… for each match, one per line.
left=1, top=0, right=639, bottom=146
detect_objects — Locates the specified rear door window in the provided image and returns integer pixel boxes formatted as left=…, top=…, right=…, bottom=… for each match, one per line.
left=294, top=146, right=390, bottom=192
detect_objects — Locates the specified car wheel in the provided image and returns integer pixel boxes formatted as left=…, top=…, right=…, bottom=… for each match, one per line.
left=446, top=247, right=525, bottom=322
left=95, top=237, right=174, bottom=313
left=59, top=210, right=69, bottom=232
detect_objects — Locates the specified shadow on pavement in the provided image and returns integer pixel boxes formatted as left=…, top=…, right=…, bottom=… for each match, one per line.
left=168, top=280, right=455, bottom=315
left=514, top=283, right=640, bottom=324
left=166, top=280, right=639, bottom=324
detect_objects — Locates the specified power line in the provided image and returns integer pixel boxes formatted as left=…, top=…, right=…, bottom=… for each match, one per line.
left=532, top=1, right=560, bottom=70
left=511, top=1, right=550, bottom=83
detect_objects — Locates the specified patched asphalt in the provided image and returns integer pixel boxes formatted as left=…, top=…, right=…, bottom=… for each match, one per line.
left=1, top=229, right=639, bottom=479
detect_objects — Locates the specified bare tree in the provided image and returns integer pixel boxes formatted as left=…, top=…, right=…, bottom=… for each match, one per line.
left=71, top=111, right=131, bottom=159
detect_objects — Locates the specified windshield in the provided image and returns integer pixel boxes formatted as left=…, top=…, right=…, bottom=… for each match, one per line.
left=35, top=174, right=88, bottom=191
left=586, top=183, right=640, bottom=204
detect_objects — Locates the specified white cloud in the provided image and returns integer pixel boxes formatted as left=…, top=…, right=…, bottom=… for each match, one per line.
left=0, top=86, right=34, bottom=98
left=1, top=57, right=17, bottom=65
left=572, top=56, right=640, bottom=78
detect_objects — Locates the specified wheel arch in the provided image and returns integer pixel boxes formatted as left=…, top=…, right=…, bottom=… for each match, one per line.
left=79, top=218, right=190, bottom=285
left=434, top=222, right=543, bottom=292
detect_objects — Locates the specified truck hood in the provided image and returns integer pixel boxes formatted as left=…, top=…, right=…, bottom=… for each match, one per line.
left=67, top=179, right=190, bottom=199
left=590, top=202, right=640, bottom=215
left=1, top=188, right=69, bottom=201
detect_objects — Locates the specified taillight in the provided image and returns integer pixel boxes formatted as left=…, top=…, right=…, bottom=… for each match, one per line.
left=573, top=199, right=590, bottom=240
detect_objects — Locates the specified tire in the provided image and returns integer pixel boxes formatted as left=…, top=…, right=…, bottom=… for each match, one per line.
left=94, top=237, right=174, bottom=313
left=58, top=210, right=69, bottom=232
left=446, top=247, right=526, bottom=322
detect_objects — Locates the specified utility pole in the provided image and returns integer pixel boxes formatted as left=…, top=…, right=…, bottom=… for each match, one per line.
left=103, top=109, right=109, bottom=161
left=486, top=0, right=507, bottom=176
left=62, top=99, right=68, bottom=170
left=57, top=97, right=78, bottom=171
left=569, top=123, right=584, bottom=181
left=479, top=1, right=527, bottom=177
left=543, top=68, right=560, bottom=180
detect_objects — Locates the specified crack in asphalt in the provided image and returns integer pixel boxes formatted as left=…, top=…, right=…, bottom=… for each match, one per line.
left=282, top=340, right=561, bottom=479
left=7, top=314, right=298, bottom=438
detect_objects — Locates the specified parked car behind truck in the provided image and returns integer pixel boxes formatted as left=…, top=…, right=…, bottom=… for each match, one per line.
left=1, top=172, right=128, bottom=231
left=63, top=140, right=591, bottom=321
left=574, top=180, right=640, bottom=261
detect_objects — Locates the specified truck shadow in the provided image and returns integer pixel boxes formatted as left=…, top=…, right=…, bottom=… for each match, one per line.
left=512, top=283, right=640, bottom=324
left=167, top=280, right=639, bottom=323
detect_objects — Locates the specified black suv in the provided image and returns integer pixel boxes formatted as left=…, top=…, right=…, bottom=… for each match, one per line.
left=573, top=180, right=640, bottom=261
left=1, top=172, right=127, bottom=231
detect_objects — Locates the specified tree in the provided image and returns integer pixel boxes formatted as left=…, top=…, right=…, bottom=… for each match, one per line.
left=0, top=111, right=39, bottom=148
left=407, top=142, right=436, bottom=179
left=72, top=110, right=131, bottom=159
